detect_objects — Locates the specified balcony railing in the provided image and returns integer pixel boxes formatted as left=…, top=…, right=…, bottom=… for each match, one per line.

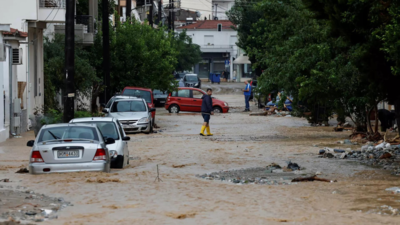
left=76, top=15, right=94, bottom=33
left=202, top=45, right=233, bottom=49
left=39, top=0, right=66, bottom=8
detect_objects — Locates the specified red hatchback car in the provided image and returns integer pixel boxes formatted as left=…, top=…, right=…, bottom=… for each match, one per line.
left=165, top=87, right=229, bottom=113
left=121, top=87, right=156, bottom=122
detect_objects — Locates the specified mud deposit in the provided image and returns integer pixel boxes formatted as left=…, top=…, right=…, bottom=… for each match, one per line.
left=1, top=84, right=400, bottom=224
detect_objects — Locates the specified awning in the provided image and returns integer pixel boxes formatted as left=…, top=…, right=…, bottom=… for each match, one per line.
left=233, top=55, right=251, bottom=64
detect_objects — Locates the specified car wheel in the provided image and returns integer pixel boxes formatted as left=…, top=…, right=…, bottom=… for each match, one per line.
left=213, top=106, right=222, bottom=113
left=169, top=104, right=180, bottom=113
left=112, top=155, right=124, bottom=169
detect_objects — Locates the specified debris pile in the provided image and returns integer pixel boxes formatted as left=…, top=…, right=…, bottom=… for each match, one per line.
left=195, top=163, right=331, bottom=185
left=367, top=205, right=400, bottom=216
left=318, top=141, right=400, bottom=175
left=0, top=188, right=72, bottom=223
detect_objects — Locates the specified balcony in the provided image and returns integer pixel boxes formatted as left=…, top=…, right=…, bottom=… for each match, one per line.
left=201, top=45, right=234, bottom=53
left=54, top=15, right=95, bottom=45
left=38, top=0, right=66, bottom=23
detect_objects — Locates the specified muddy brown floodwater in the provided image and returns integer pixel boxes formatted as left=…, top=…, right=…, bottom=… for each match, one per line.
left=1, top=83, right=400, bottom=224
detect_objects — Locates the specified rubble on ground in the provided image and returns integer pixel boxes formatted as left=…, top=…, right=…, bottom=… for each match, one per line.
left=318, top=141, right=400, bottom=175
left=0, top=187, right=72, bottom=223
left=195, top=163, right=320, bottom=185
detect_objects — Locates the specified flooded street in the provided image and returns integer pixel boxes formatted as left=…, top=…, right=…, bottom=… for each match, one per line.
left=1, top=83, right=400, bottom=224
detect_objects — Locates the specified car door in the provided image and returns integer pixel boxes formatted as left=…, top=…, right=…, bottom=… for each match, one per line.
left=191, top=89, right=204, bottom=112
left=116, top=120, right=129, bottom=166
left=176, top=89, right=192, bottom=111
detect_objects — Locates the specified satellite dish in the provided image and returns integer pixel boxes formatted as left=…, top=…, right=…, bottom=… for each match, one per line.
left=196, top=10, right=201, bottom=18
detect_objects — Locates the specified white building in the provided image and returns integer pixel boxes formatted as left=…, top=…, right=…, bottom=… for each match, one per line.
left=0, top=24, right=28, bottom=141
left=176, top=20, right=237, bottom=80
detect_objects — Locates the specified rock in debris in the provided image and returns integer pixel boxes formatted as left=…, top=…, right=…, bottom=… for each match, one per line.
left=340, top=153, right=347, bottom=159
left=380, top=152, right=392, bottom=159
left=319, top=149, right=326, bottom=155
left=287, top=161, right=300, bottom=171
left=323, top=153, right=334, bottom=158
left=16, top=168, right=29, bottom=173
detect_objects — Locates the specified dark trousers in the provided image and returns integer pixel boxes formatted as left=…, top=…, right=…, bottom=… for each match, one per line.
left=245, top=95, right=250, bottom=110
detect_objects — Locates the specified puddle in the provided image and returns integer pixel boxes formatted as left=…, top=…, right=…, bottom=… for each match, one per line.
left=0, top=187, right=72, bottom=223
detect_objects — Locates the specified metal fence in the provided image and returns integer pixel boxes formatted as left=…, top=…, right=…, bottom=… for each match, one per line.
left=39, top=0, right=66, bottom=8
left=76, top=15, right=94, bottom=33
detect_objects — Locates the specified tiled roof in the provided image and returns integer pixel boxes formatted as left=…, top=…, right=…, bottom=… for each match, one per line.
left=177, top=20, right=235, bottom=30
left=3, top=28, right=28, bottom=38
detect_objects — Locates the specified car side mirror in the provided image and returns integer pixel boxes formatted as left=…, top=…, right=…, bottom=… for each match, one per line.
left=100, top=103, right=106, bottom=107
left=27, top=140, right=34, bottom=147
left=102, top=108, right=109, bottom=113
left=122, top=136, right=130, bottom=141
left=149, top=108, right=156, bottom=112
left=105, top=138, right=115, bottom=145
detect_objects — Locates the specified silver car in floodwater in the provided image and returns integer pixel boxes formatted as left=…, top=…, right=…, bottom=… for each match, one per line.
left=27, top=123, right=115, bottom=174
left=69, top=117, right=130, bottom=169
left=104, top=98, right=155, bottom=134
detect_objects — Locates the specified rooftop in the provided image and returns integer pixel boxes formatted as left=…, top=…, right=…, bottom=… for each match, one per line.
left=177, top=20, right=235, bottom=30
left=2, top=28, right=28, bottom=38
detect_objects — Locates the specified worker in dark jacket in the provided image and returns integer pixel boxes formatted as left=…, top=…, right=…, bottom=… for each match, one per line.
left=200, top=88, right=214, bottom=136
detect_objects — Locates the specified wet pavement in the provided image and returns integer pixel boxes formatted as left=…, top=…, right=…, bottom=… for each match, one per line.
left=0, top=82, right=400, bottom=224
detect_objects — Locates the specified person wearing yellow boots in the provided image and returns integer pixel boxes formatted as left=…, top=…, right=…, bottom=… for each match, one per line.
left=200, top=88, right=214, bottom=136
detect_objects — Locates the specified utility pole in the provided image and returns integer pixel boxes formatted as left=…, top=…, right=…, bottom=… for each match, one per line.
left=171, top=0, right=174, bottom=32
left=168, top=0, right=172, bottom=30
left=149, top=0, right=154, bottom=27
left=158, top=0, right=162, bottom=25
left=215, top=4, right=218, bottom=20
left=126, top=0, right=131, bottom=20
left=103, top=0, right=110, bottom=101
left=64, top=0, right=75, bottom=122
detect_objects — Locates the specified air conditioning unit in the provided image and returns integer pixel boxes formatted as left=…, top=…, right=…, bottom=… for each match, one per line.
left=12, top=48, right=22, bottom=65
left=0, top=43, right=5, bottom=61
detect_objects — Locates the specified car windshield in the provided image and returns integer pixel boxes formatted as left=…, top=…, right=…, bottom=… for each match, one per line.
left=185, top=76, right=198, bottom=82
left=153, top=90, right=166, bottom=95
left=111, top=101, right=147, bottom=112
left=38, top=126, right=99, bottom=142
left=74, top=121, right=119, bottom=140
left=105, top=97, right=117, bottom=108
left=123, top=89, right=151, bottom=103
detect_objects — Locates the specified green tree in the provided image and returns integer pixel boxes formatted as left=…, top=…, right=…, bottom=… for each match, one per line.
left=110, top=19, right=178, bottom=93
left=173, top=30, right=202, bottom=72
left=43, top=34, right=100, bottom=111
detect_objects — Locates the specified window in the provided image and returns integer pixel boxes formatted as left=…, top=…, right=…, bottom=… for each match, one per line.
left=38, top=126, right=99, bottom=142
left=111, top=101, right=146, bottom=112
left=75, top=121, right=119, bottom=140
left=122, top=89, right=152, bottom=103
left=230, top=35, right=237, bottom=46
left=192, top=90, right=203, bottom=99
left=204, top=35, right=214, bottom=45
left=217, top=24, right=222, bottom=32
left=177, top=89, right=190, bottom=98
left=184, top=76, right=199, bottom=82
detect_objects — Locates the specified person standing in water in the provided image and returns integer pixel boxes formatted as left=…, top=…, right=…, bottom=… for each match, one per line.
left=200, top=88, right=214, bottom=136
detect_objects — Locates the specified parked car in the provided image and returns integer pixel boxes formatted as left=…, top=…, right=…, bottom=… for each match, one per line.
left=165, top=87, right=229, bottom=113
left=179, top=74, right=201, bottom=88
left=102, top=95, right=138, bottom=112
left=27, top=123, right=115, bottom=174
left=104, top=98, right=155, bottom=134
left=121, top=87, right=156, bottom=125
left=153, top=89, right=168, bottom=106
left=70, top=117, right=130, bottom=169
